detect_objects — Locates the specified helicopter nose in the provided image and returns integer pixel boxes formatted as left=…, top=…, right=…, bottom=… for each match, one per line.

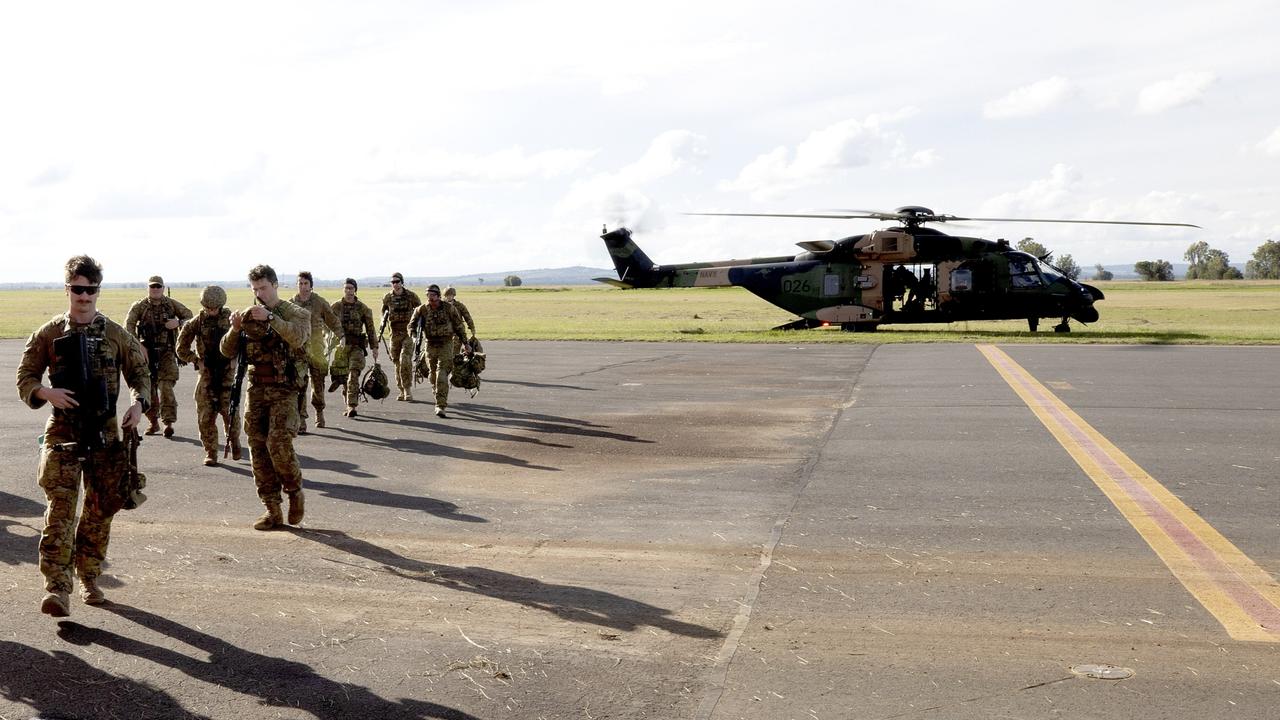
left=1072, top=307, right=1100, bottom=323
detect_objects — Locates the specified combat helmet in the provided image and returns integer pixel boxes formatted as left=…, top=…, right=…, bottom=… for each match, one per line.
left=200, top=285, right=227, bottom=309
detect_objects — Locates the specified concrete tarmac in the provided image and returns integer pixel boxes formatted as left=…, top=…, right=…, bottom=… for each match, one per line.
left=0, top=340, right=1276, bottom=719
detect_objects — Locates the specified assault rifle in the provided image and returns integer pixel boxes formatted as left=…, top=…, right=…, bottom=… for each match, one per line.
left=120, top=426, right=147, bottom=510
left=223, top=330, right=248, bottom=459
left=377, top=307, right=392, bottom=356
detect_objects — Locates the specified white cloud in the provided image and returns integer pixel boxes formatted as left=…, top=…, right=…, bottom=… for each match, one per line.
left=1136, top=71, right=1217, bottom=114
left=1255, top=126, right=1280, bottom=157
left=983, top=76, right=1075, bottom=119
left=720, top=110, right=932, bottom=199
left=366, top=146, right=599, bottom=185
left=979, top=164, right=1086, bottom=217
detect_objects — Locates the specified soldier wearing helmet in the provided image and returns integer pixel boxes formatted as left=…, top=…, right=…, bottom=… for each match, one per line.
left=176, top=285, right=242, bottom=466
left=125, top=275, right=193, bottom=437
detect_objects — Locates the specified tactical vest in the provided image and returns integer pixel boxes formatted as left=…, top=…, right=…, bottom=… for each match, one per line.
left=49, top=314, right=119, bottom=433
left=339, top=301, right=368, bottom=349
left=242, top=316, right=302, bottom=387
left=385, top=290, right=418, bottom=328
left=138, top=299, right=177, bottom=347
left=197, top=310, right=234, bottom=386
left=418, top=304, right=460, bottom=344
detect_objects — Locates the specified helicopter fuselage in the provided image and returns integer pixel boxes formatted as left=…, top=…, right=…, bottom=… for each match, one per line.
left=596, top=225, right=1104, bottom=332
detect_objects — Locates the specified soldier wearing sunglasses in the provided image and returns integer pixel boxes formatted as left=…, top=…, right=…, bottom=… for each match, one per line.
left=16, top=255, right=151, bottom=616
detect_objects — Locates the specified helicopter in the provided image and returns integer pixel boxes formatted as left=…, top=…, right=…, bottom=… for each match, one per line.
left=595, top=206, right=1199, bottom=332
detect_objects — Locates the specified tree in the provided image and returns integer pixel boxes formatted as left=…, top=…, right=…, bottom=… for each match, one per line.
left=1091, top=263, right=1114, bottom=281
left=1134, top=260, right=1174, bottom=281
left=503, top=275, right=522, bottom=287
left=1016, top=237, right=1050, bottom=259
left=1245, top=239, right=1280, bottom=279
left=1184, top=241, right=1242, bottom=279
left=1054, top=253, right=1081, bottom=281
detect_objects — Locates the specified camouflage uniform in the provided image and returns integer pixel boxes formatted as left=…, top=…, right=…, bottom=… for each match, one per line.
left=125, top=295, right=193, bottom=429
left=333, top=297, right=377, bottom=410
left=381, top=288, right=421, bottom=396
left=219, top=302, right=310, bottom=512
left=290, top=291, right=340, bottom=425
left=16, top=313, right=150, bottom=597
left=446, top=297, right=476, bottom=336
left=175, top=308, right=241, bottom=461
left=409, top=301, right=468, bottom=411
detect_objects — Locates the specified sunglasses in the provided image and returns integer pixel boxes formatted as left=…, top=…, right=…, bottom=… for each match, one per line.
left=68, top=284, right=101, bottom=295
left=391, top=280, right=403, bottom=285
left=148, top=284, right=163, bottom=289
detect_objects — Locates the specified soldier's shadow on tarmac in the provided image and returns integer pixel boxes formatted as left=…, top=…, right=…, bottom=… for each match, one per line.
left=1, top=638, right=211, bottom=720
left=360, top=414, right=574, bottom=449
left=0, top=490, right=45, bottom=567
left=302, top=477, right=486, bottom=522
left=295, top=528, right=722, bottom=640
left=325, top=426, right=561, bottom=472
left=450, top=403, right=655, bottom=444
left=54, top=607, right=480, bottom=720
left=483, top=377, right=595, bottom=392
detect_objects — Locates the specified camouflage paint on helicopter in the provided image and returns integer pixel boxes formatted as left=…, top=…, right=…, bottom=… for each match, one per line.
left=596, top=206, right=1199, bottom=332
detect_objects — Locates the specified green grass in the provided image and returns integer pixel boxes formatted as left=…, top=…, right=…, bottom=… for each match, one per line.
left=2, top=281, right=1278, bottom=344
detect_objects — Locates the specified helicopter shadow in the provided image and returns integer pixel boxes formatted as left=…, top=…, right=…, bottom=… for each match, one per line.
left=325, top=426, right=561, bottom=472
left=303, top=478, right=486, bottom=523
left=294, top=528, right=722, bottom=640
left=450, top=403, right=655, bottom=444
left=1, top=638, right=211, bottom=720
left=57, top=607, right=480, bottom=720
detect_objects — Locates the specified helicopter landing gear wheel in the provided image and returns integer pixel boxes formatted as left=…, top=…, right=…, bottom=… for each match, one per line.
left=1054, top=319, right=1071, bottom=333
left=1027, top=317, right=1039, bottom=332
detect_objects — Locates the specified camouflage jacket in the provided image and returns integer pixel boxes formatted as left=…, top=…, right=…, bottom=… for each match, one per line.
left=175, top=309, right=237, bottom=389
left=333, top=298, right=377, bottom=350
left=409, top=302, right=467, bottom=346
left=125, top=296, right=194, bottom=350
left=291, top=291, right=341, bottom=365
left=381, top=289, right=421, bottom=333
left=219, top=300, right=310, bottom=389
left=16, top=312, right=151, bottom=445
left=446, top=299, right=475, bottom=334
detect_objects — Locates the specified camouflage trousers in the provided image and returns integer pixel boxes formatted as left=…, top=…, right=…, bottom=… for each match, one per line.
left=297, top=361, right=327, bottom=420
left=244, top=383, right=302, bottom=507
left=390, top=329, right=412, bottom=392
left=194, top=375, right=240, bottom=456
left=145, top=352, right=180, bottom=424
left=37, top=442, right=125, bottom=593
left=425, top=340, right=455, bottom=408
left=344, top=346, right=368, bottom=407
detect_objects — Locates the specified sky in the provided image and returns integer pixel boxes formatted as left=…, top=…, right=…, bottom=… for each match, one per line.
left=2, top=0, right=1278, bottom=284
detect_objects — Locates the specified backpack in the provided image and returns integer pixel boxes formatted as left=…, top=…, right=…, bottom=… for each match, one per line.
left=449, top=351, right=486, bottom=396
left=360, top=362, right=390, bottom=401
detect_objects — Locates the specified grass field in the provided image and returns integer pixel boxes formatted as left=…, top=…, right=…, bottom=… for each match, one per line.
left=2, top=281, right=1278, bottom=344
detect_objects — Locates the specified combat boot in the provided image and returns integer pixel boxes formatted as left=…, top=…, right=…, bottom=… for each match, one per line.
left=163, top=422, right=174, bottom=438
left=434, top=406, right=447, bottom=418
left=41, top=591, right=71, bottom=617
left=403, top=390, right=413, bottom=402
left=232, top=440, right=243, bottom=461
left=327, top=378, right=342, bottom=392
left=203, top=450, right=218, bottom=467
left=80, top=576, right=106, bottom=605
left=344, top=405, right=357, bottom=418
left=286, top=490, right=305, bottom=525
left=395, top=390, right=405, bottom=401
left=145, top=418, right=160, bottom=435
left=315, top=409, right=326, bottom=428
left=253, top=504, right=283, bottom=531
left=298, top=419, right=308, bottom=435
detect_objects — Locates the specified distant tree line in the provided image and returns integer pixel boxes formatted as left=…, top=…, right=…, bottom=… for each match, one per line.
left=1012, top=236, right=1280, bottom=282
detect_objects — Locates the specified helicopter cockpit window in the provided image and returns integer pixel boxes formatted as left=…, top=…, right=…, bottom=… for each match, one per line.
left=1007, top=254, right=1044, bottom=288
left=1037, top=262, right=1064, bottom=284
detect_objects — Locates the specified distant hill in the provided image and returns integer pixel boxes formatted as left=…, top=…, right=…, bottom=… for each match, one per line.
left=1, top=266, right=617, bottom=290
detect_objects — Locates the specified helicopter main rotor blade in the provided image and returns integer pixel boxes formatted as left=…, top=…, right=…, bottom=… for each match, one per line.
left=950, top=216, right=1202, bottom=229
left=686, top=211, right=888, bottom=220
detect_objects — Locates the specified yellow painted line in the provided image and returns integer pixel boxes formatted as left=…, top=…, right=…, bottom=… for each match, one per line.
left=978, top=344, right=1280, bottom=642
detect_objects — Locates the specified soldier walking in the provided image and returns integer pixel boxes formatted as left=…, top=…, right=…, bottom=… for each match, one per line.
left=175, top=286, right=242, bottom=466
left=333, top=278, right=378, bottom=417
left=443, top=286, right=477, bottom=341
left=16, top=255, right=151, bottom=615
left=125, top=275, right=192, bottom=437
left=219, top=265, right=311, bottom=531
left=409, top=284, right=469, bottom=418
left=291, top=271, right=340, bottom=431
left=381, top=272, right=421, bottom=401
